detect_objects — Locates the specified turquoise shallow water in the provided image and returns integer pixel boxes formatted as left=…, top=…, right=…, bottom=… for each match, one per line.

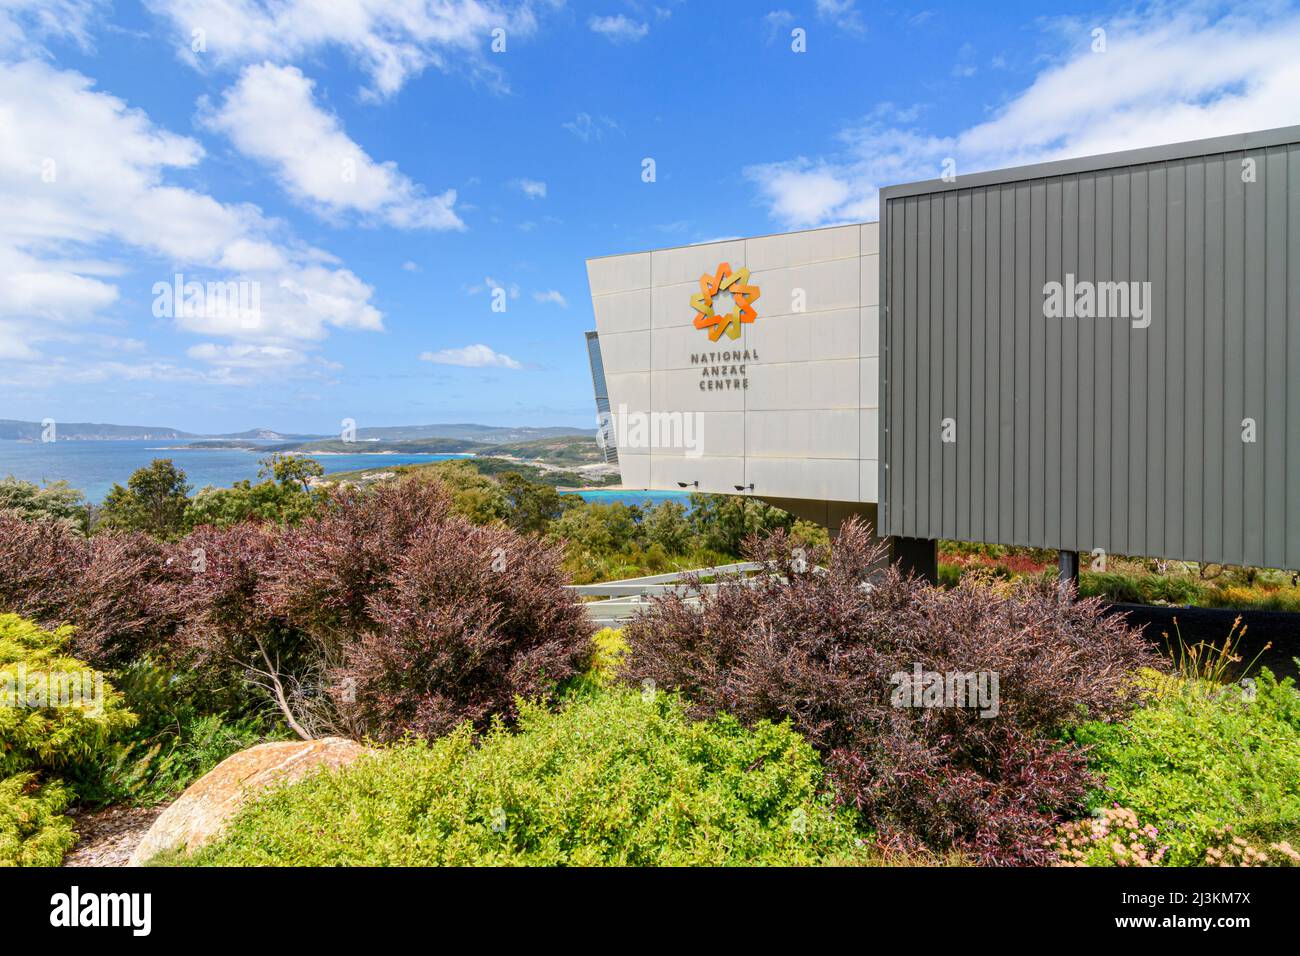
left=0, top=439, right=473, bottom=504
left=563, top=488, right=694, bottom=510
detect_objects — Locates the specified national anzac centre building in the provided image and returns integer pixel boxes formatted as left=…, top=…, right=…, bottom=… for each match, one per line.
left=585, top=126, right=1300, bottom=582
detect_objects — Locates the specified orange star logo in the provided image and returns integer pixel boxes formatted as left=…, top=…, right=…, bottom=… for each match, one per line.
left=690, top=262, right=761, bottom=341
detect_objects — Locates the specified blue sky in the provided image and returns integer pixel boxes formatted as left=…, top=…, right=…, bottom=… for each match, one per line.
left=2, top=0, right=1298, bottom=434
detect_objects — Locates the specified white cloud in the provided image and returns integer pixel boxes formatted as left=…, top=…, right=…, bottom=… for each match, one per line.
left=0, top=354, right=241, bottom=389
left=513, top=177, right=547, bottom=199
left=747, top=6, right=1300, bottom=228
left=532, top=289, right=567, bottom=307
left=205, top=63, right=463, bottom=230
left=815, top=0, right=864, bottom=36
left=467, top=276, right=519, bottom=298
left=420, top=344, right=522, bottom=369
left=0, top=0, right=100, bottom=56
left=589, top=14, right=649, bottom=43
left=563, top=112, right=619, bottom=142
left=186, top=342, right=308, bottom=368
left=0, top=58, right=383, bottom=374
left=763, top=10, right=794, bottom=45
left=145, top=0, right=547, bottom=99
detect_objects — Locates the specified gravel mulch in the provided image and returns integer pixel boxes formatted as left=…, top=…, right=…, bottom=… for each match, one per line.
left=63, top=804, right=166, bottom=867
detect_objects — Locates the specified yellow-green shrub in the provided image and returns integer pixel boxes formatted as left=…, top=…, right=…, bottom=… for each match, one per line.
left=179, top=688, right=869, bottom=866
left=587, top=627, right=626, bottom=686
left=0, top=613, right=135, bottom=866
left=0, top=613, right=136, bottom=776
left=0, top=773, right=76, bottom=866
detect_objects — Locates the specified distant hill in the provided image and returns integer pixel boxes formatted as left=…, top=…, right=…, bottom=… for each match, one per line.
left=488, top=435, right=606, bottom=466
left=0, top=420, right=196, bottom=441
left=172, top=434, right=607, bottom=469
left=278, top=435, right=605, bottom=463
left=271, top=438, right=484, bottom=455
left=209, top=429, right=326, bottom=441
left=353, top=424, right=594, bottom=443
left=0, top=419, right=593, bottom=445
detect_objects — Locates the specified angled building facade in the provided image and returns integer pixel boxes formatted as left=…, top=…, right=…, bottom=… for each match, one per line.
left=586, top=125, right=1300, bottom=575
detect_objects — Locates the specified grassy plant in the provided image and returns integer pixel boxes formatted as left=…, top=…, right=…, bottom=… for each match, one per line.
left=1161, top=617, right=1271, bottom=685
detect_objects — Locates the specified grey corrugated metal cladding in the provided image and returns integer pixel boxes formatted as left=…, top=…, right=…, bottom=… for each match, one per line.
left=878, top=126, right=1300, bottom=569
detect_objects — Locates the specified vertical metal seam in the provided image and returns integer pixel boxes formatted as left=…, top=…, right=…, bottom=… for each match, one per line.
left=1240, top=150, right=1247, bottom=566
left=1286, top=146, right=1291, bottom=570
left=1200, top=157, right=1207, bottom=562
left=1159, top=159, right=1167, bottom=558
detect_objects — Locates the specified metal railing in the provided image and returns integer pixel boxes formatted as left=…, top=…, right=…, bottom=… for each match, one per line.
left=566, top=562, right=763, bottom=624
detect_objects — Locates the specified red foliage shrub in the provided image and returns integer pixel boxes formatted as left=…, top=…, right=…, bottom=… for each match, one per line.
left=0, top=514, right=84, bottom=625
left=179, top=478, right=591, bottom=740
left=260, top=480, right=454, bottom=647
left=68, top=532, right=183, bottom=666
left=0, top=477, right=594, bottom=741
left=0, top=515, right=180, bottom=668
left=621, top=518, right=1162, bottom=864
left=827, top=725, right=1094, bottom=865
left=337, top=517, right=594, bottom=741
left=171, top=522, right=283, bottom=663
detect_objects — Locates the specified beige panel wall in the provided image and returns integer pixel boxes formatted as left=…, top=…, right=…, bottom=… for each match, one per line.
left=587, top=222, right=880, bottom=503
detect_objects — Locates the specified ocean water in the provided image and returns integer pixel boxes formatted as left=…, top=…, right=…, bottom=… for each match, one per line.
left=0, top=439, right=696, bottom=510
left=0, top=439, right=473, bottom=503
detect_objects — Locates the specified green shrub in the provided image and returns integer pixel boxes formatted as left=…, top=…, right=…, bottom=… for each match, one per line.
left=1079, top=571, right=1148, bottom=604
left=181, top=689, right=868, bottom=866
left=1069, top=668, right=1300, bottom=865
left=0, top=614, right=136, bottom=776
left=0, top=772, right=76, bottom=867
left=61, top=654, right=282, bottom=807
left=0, top=477, right=87, bottom=532
left=69, top=712, right=280, bottom=808
left=585, top=627, right=627, bottom=688
left=0, top=613, right=136, bottom=866
left=1144, top=575, right=1205, bottom=605
left=550, top=501, right=640, bottom=554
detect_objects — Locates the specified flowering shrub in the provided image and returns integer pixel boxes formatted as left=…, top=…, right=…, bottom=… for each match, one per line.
left=1203, top=827, right=1300, bottom=867
left=1055, top=805, right=1168, bottom=866
left=622, top=518, right=1161, bottom=864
